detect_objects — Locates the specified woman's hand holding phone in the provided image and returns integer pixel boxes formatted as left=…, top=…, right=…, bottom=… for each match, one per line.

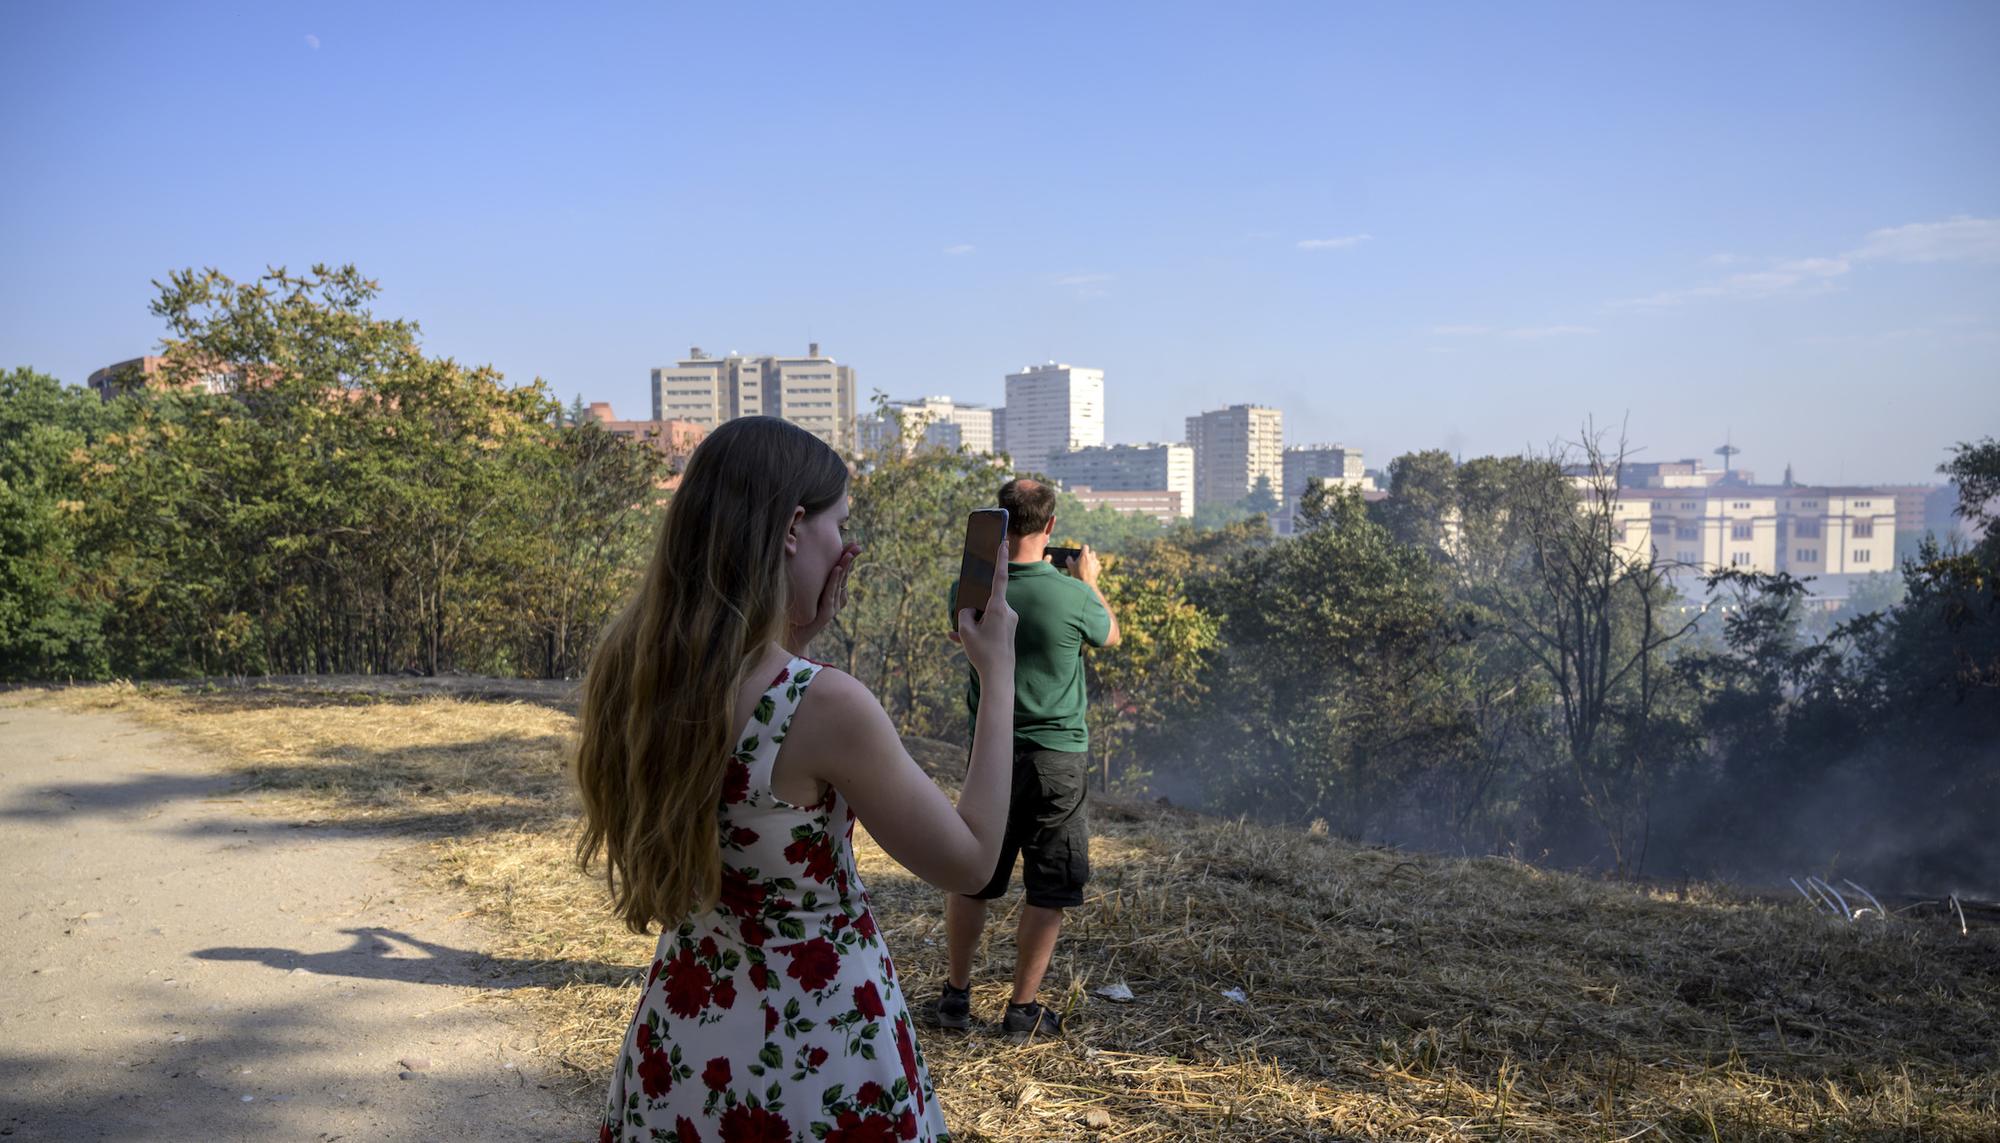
left=955, top=537, right=1016, bottom=681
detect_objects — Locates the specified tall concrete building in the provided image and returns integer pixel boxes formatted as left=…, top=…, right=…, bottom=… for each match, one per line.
left=650, top=343, right=857, bottom=452
left=857, top=396, right=998, bottom=457
left=1282, top=444, right=1368, bottom=507
left=1046, top=443, right=1195, bottom=517
left=1002, top=363, right=1104, bottom=473
left=1186, top=404, right=1283, bottom=507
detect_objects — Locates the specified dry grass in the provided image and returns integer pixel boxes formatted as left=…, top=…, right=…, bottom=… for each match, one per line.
left=15, top=680, right=1999, bottom=1141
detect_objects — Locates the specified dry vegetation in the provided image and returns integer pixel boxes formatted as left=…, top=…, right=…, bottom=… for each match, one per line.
left=17, top=680, right=1999, bottom=1141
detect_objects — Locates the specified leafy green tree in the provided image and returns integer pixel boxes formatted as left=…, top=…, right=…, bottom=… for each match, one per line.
left=829, top=448, right=1001, bottom=738
left=0, top=369, right=115, bottom=679
left=1187, top=484, right=1468, bottom=835
left=1080, top=540, right=1219, bottom=792
left=1050, top=491, right=1165, bottom=554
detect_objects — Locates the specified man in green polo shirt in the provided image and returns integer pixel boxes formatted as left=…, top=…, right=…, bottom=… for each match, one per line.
left=937, top=478, right=1120, bottom=1039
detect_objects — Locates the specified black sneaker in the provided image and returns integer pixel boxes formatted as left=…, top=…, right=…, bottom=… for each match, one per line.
left=1003, top=1001, right=1064, bottom=1039
left=935, top=982, right=971, bottom=1030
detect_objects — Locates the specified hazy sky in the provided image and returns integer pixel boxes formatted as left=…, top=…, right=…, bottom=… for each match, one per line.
left=3, top=2, right=1996, bottom=484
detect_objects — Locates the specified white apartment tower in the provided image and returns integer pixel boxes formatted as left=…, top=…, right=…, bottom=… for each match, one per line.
left=650, top=343, right=857, bottom=452
left=1282, top=444, right=1368, bottom=508
left=1046, top=443, right=1196, bottom=517
left=857, top=396, right=998, bottom=457
left=1187, top=404, right=1284, bottom=506
left=1003, top=363, right=1104, bottom=473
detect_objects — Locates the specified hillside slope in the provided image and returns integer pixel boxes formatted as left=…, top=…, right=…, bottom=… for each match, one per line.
left=21, top=682, right=1997, bottom=1141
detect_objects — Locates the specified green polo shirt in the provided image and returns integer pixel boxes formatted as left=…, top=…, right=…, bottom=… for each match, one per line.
left=950, top=559, right=1113, bottom=753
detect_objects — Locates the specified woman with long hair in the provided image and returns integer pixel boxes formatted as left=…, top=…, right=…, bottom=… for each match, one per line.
left=576, top=416, right=1016, bottom=1142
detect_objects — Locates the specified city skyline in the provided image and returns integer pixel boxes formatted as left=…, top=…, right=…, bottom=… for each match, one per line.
left=3, top=3, right=1996, bottom=485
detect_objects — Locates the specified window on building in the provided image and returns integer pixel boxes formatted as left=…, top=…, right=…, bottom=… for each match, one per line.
left=1796, top=520, right=1822, bottom=538
left=1731, top=523, right=1753, bottom=540
left=1732, top=501, right=1751, bottom=509
left=1675, top=525, right=1698, bottom=540
left=1730, top=551, right=1752, bottom=566
left=1854, top=549, right=1871, bottom=563
left=1795, top=548, right=1818, bottom=562
left=1853, top=522, right=1874, bottom=538
left=1855, top=500, right=1872, bottom=508
left=1678, top=551, right=1699, bottom=564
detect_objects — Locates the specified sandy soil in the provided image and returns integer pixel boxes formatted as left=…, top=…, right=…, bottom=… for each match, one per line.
left=0, top=703, right=591, bottom=1143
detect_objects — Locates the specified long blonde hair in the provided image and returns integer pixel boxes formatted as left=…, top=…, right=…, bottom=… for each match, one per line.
left=575, top=416, right=850, bottom=933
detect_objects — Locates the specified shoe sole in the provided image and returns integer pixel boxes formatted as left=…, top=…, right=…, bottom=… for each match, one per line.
left=935, top=1009, right=970, bottom=1030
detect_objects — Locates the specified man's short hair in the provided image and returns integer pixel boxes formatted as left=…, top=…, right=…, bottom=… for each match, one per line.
left=998, top=478, right=1057, bottom=537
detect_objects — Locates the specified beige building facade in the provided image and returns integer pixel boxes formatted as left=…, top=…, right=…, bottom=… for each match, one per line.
left=1774, top=489, right=1898, bottom=576
left=1187, top=404, right=1283, bottom=507
left=649, top=343, right=856, bottom=452
left=1066, top=486, right=1186, bottom=526
left=1596, top=485, right=1895, bottom=580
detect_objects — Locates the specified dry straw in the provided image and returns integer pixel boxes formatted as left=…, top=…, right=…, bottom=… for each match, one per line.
left=19, top=681, right=1998, bottom=1141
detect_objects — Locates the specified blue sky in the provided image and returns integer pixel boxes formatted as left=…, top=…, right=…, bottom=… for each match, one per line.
left=3, top=2, right=1995, bottom=484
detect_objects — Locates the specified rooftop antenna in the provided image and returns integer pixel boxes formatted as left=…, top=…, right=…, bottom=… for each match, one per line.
left=1714, top=432, right=1741, bottom=481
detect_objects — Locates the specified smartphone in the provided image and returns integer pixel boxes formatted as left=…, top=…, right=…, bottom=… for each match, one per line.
left=1045, top=545, right=1083, bottom=571
left=953, top=507, right=1010, bottom=630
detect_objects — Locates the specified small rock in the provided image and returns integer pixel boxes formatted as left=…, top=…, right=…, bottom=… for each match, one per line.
left=398, top=1071, right=422, bottom=1081
left=240, top=1095, right=254, bottom=1103
left=1220, top=987, right=1248, bottom=1004
left=1083, top=1107, right=1113, bottom=1130
left=1093, top=982, right=1135, bottom=1002
left=398, top=1056, right=432, bottom=1072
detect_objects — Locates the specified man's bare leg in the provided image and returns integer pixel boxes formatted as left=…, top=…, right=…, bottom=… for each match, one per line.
left=944, top=893, right=987, bottom=989
left=1010, top=904, right=1064, bottom=1005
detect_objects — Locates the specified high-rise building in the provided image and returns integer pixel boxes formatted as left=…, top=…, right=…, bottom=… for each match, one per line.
left=857, top=396, right=998, bottom=457
left=1046, top=443, right=1194, bottom=517
left=1002, top=363, right=1104, bottom=473
left=649, top=343, right=857, bottom=452
left=1186, top=404, right=1283, bottom=506
left=1281, top=444, right=1369, bottom=507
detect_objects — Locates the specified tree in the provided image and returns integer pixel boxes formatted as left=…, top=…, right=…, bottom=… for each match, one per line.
left=829, top=447, right=1001, bottom=739
left=0, top=369, right=114, bottom=679
left=1188, top=484, right=1468, bottom=835
left=1486, top=431, right=1699, bottom=872
left=1080, top=541, right=1219, bottom=792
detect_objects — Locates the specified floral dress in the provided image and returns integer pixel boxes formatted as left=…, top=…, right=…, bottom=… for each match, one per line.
left=601, top=658, right=950, bottom=1143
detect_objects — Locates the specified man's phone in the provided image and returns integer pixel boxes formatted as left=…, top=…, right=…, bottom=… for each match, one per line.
left=1045, top=545, right=1083, bottom=571
left=953, top=507, right=1010, bottom=630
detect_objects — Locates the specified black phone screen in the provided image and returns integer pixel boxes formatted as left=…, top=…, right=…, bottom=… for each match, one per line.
left=953, top=508, right=1009, bottom=629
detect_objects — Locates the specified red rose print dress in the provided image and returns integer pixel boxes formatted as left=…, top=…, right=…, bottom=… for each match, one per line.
left=601, top=659, right=950, bottom=1142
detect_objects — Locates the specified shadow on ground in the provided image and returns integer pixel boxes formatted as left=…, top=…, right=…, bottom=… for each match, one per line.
left=192, top=926, right=644, bottom=990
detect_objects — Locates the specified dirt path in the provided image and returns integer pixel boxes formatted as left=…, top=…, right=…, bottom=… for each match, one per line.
left=0, top=704, right=587, bottom=1142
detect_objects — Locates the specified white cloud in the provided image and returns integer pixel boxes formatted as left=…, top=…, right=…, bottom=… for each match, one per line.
left=942, top=244, right=975, bottom=256
left=1611, top=256, right=1851, bottom=309
left=1428, top=323, right=1594, bottom=339
left=1851, top=216, right=2000, bottom=264
left=1297, top=234, right=1372, bottom=251
left=1503, top=325, right=1597, bottom=339
left=1704, top=252, right=1749, bottom=266
left=1613, top=216, right=2000, bottom=310
left=305, top=33, right=320, bottom=50
left=1054, top=272, right=1113, bottom=299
